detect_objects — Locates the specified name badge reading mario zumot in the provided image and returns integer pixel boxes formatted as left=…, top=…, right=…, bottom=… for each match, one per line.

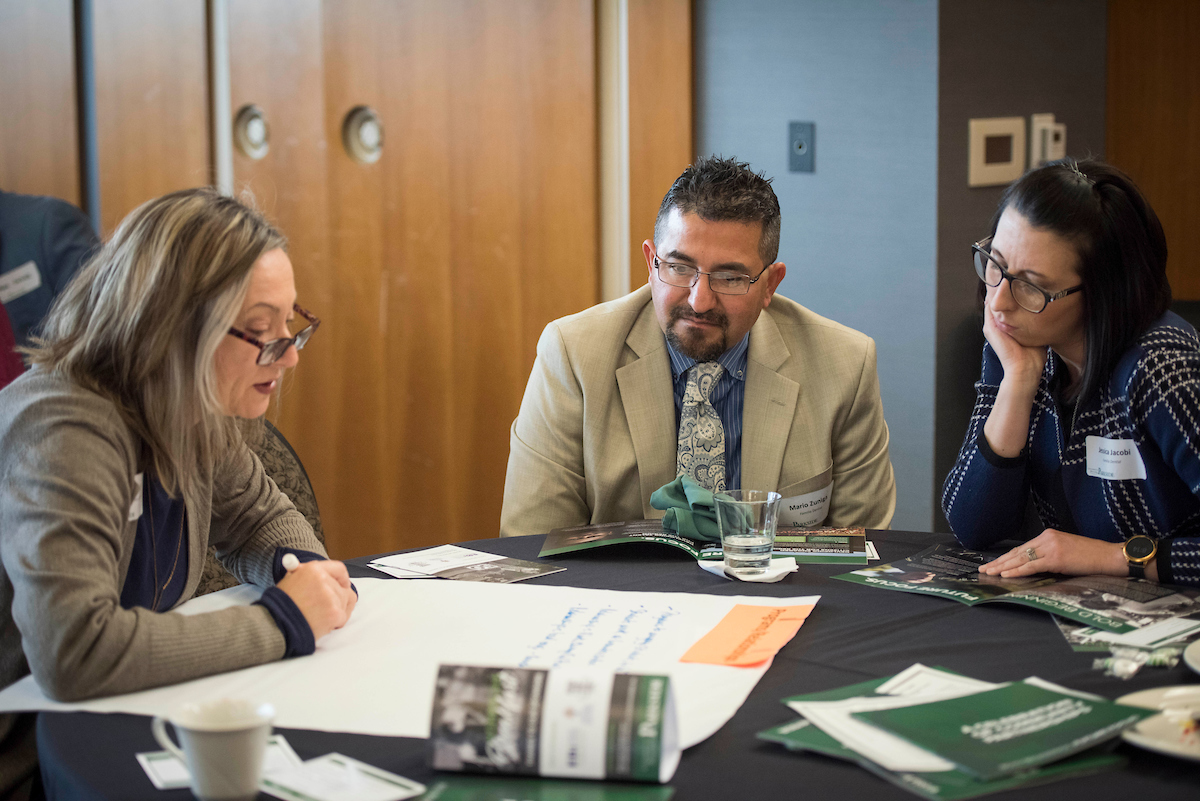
left=779, top=482, right=832, bottom=527
left=1085, top=436, right=1146, bottom=481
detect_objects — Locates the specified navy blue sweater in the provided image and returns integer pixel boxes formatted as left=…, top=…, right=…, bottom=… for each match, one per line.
left=119, top=475, right=321, bottom=657
left=943, top=312, right=1200, bottom=586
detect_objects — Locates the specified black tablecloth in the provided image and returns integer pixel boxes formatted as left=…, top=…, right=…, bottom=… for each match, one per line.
left=37, top=530, right=1200, bottom=799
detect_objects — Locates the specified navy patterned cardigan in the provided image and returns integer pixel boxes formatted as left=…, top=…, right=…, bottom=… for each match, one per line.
left=943, top=311, right=1200, bottom=587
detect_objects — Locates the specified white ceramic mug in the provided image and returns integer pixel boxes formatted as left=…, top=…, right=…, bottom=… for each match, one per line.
left=151, top=698, right=275, bottom=801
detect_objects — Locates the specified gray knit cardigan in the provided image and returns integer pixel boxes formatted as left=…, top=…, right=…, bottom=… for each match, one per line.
left=0, top=368, right=325, bottom=795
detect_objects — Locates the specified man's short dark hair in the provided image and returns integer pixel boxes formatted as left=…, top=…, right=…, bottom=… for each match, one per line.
left=654, top=156, right=781, bottom=266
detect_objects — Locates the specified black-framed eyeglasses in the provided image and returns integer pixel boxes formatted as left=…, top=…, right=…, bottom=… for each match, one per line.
left=227, top=304, right=320, bottom=365
left=972, top=237, right=1083, bottom=314
left=653, top=255, right=771, bottom=296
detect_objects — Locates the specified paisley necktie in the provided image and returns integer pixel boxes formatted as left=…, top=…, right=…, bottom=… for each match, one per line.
left=676, top=362, right=726, bottom=492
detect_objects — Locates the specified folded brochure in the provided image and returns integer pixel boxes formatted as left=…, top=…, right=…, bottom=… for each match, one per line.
left=540, top=520, right=873, bottom=564
left=757, top=665, right=1126, bottom=801
left=430, top=665, right=679, bottom=783
left=371, top=545, right=565, bottom=583
left=834, top=543, right=1200, bottom=633
left=853, top=680, right=1152, bottom=781
left=415, top=776, right=674, bottom=801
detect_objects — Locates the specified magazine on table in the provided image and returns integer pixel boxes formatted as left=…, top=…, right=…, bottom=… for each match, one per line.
left=369, top=545, right=566, bottom=583
left=833, top=544, right=1200, bottom=633
left=539, top=520, right=874, bottom=564
left=852, top=680, right=1151, bottom=781
left=757, top=665, right=1128, bottom=801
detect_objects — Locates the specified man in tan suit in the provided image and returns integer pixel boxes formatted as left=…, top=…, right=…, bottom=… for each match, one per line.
left=500, top=156, right=895, bottom=537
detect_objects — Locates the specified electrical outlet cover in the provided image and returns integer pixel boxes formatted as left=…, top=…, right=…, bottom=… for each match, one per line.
left=789, top=121, right=815, bottom=173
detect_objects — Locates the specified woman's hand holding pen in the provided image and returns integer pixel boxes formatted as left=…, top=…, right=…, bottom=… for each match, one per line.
left=277, top=558, right=358, bottom=640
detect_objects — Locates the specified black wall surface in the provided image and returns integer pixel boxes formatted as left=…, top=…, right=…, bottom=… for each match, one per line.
left=934, top=0, right=1108, bottom=532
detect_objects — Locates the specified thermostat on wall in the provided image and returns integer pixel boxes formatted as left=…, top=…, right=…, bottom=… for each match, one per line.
left=1030, top=113, right=1067, bottom=168
left=968, top=117, right=1025, bottom=187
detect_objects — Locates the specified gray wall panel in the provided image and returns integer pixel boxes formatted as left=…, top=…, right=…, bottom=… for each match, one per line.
left=696, top=0, right=939, bottom=531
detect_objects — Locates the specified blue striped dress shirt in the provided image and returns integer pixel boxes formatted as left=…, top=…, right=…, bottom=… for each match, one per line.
left=666, top=333, right=750, bottom=489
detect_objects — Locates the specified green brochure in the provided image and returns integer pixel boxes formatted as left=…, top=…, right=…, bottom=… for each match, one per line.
left=853, top=682, right=1152, bottom=782
left=757, top=672, right=1126, bottom=801
left=540, top=520, right=869, bottom=564
left=430, top=666, right=678, bottom=783
left=418, top=776, right=674, bottom=801
left=833, top=544, right=1200, bottom=633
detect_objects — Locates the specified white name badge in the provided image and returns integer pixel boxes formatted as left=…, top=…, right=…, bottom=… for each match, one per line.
left=779, top=481, right=832, bottom=527
left=0, top=261, right=42, bottom=304
left=1085, top=436, right=1146, bottom=481
left=128, top=473, right=144, bottom=521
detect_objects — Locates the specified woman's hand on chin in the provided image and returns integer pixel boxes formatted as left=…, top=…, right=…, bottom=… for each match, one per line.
left=983, top=305, right=1047, bottom=391
left=978, top=528, right=1135, bottom=579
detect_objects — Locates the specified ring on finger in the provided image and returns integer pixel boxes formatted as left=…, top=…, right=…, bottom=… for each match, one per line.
left=1025, top=547, right=1039, bottom=561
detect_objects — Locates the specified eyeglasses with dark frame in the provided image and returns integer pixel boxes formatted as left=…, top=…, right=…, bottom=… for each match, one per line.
left=652, top=255, right=771, bottom=296
left=972, top=237, right=1083, bottom=313
left=227, top=304, right=321, bottom=365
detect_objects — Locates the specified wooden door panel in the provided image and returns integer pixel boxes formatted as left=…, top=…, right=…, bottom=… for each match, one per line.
left=1107, top=0, right=1200, bottom=298
left=92, top=0, right=210, bottom=234
left=0, top=0, right=81, bottom=203
left=226, top=0, right=339, bottom=549
left=322, top=0, right=596, bottom=556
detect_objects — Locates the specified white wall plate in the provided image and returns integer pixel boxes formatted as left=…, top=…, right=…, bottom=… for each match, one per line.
left=968, top=117, right=1026, bottom=187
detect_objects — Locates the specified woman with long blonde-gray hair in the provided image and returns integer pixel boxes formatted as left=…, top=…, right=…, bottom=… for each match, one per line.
left=0, top=188, right=356, bottom=797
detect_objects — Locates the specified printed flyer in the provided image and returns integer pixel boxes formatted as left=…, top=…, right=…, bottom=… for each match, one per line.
left=417, top=776, right=674, bottom=801
left=757, top=670, right=1126, bottom=801
left=539, top=520, right=870, bottom=564
left=833, top=544, right=1200, bottom=633
left=429, top=665, right=680, bottom=784
left=370, top=545, right=566, bottom=583
left=854, top=681, right=1152, bottom=781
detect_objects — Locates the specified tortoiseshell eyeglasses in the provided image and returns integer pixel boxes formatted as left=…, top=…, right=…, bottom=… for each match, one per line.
left=227, top=304, right=320, bottom=365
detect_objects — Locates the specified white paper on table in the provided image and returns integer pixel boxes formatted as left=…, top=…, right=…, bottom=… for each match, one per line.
left=136, top=750, right=191, bottom=790
left=137, top=734, right=303, bottom=790
left=875, top=663, right=1001, bottom=697
left=1082, top=616, right=1200, bottom=649
left=867, top=541, right=879, bottom=561
left=262, top=753, right=425, bottom=801
left=789, top=684, right=994, bottom=773
left=369, top=544, right=504, bottom=575
left=366, top=564, right=440, bottom=580
left=0, top=579, right=818, bottom=751
left=1021, top=677, right=1106, bottom=702
left=697, top=557, right=797, bottom=583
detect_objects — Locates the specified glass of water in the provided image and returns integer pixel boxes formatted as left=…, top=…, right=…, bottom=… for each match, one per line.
left=714, top=490, right=782, bottom=577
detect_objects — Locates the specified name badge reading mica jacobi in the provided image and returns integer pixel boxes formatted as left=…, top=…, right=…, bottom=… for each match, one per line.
left=1085, top=436, right=1146, bottom=481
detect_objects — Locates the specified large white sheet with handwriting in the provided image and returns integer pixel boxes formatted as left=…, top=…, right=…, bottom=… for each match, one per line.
left=0, top=578, right=818, bottom=748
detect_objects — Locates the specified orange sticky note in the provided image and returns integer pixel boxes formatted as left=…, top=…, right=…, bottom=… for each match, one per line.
left=680, top=604, right=815, bottom=667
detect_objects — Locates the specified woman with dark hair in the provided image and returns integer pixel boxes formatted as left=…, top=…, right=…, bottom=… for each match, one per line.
left=942, top=159, right=1200, bottom=587
left=0, top=188, right=357, bottom=797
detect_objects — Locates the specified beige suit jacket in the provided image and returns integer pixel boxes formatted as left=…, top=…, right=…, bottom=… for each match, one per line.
left=500, top=284, right=896, bottom=537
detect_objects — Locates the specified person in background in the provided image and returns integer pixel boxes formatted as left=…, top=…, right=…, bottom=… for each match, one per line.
left=942, top=159, right=1200, bottom=587
left=501, top=156, right=895, bottom=537
left=0, top=188, right=357, bottom=797
left=0, top=189, right=99, bottom=347
left=0, top=303, right=22, bottom=391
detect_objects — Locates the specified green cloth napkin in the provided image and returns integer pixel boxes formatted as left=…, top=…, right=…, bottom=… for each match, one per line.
left=650, top=475, right=721, bottom=542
